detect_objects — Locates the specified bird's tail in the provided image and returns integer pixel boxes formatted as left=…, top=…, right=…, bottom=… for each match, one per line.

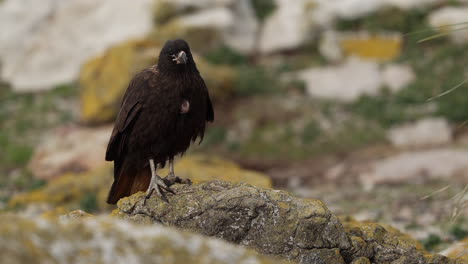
left=107, top=163, right=151, bottom=204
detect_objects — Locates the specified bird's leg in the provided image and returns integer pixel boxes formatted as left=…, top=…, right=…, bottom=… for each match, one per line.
left=163, top=158, right=192, bottom=186
left=144, top=159, right=175, bottom=204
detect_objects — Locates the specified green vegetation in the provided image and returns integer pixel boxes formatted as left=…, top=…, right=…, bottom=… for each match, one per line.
left=0, top=84, right=77, bottom=201
left=421, top=234, right=442, bottom=251
left=80, top=193, right=98, bottom=213
left=204, top=45, right=248, bottom=66
left=338, top=8, right=468, bottom=126
left=336, top=7, right=431, bottom=33
left=251, top=0, right=277, bottom=22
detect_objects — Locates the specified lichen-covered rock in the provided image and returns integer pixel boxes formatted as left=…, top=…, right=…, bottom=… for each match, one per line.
left=9, top=155, right=271, bottom=212
left=339, top=32, right=402, bottom=61
left=0, top=214, right=285, bottom=264
left=79, top=39, right=161, bottom=123
left=115, top=181, right=463, bottom=264
left=116, top=180, right=352, bottom=263
left=79, top=39, right=236, bottom=123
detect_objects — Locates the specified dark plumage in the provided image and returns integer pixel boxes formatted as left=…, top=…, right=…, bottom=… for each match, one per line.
left=105, top=39, right=214, bottom=204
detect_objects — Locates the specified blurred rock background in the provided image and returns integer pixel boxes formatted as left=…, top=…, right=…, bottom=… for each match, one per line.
left=0, top=0, right=467, bottom=258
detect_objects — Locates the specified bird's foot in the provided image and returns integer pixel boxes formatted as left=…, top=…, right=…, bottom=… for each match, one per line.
left=144, top=174, right=175, bottom=204
left=163, top=173, right=192, bottom=186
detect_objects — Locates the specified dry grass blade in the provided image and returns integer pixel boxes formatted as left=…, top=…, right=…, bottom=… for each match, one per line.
left=417, top=25, right=468, bottom=43
left=449, top=184, right=468, bottom=223
left=405, top=21, right=468, bottom=36
left=426, top=80, right=467, bottom=102
left=420, top=185, right=451, bottom=200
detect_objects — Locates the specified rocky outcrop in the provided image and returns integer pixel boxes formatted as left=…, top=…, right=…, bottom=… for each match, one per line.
left=0, top=213, right=286, bottom=264
left=114, top=180, right=463, bottom=263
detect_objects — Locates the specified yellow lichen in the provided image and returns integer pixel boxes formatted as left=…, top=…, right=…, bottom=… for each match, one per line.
left=340, top=34, right=402, bottom=61
left=158, top=155, right=272, bottom=188
left=79, top=39, right=162, bottom=124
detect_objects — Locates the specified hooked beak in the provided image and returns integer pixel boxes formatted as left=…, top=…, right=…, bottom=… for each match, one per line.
left=172, top=50, right=187, bottom=65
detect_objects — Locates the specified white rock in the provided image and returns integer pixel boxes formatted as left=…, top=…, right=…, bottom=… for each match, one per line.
left=155, top=0, right=234, bottom=9
left=222, top=0, right=259, bottom=54
left=387, top=118, right=452, bottom=148
left=259, top=0, right=316, bottom=54
left=297, top=57, right=383, bottom=101
left=0, top=0, right=153, bottom=91
left=28, top=125, right=112, bottom=180
left=359, top=149, right=468, bottom=188
left=428, top=7, right=468, bottom=44
left=178, top=7, right=233, bottom=30
left=382, top=64, right=415, bottom=92
left=319, top=30, right=344, bottom=62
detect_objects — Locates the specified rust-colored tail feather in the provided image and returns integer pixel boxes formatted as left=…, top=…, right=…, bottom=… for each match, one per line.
left=107, top=168, right=151, bottom=204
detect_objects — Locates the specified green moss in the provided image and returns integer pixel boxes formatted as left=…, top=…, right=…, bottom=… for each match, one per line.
left=302, top=120, right=321, bottom=144
left=204, top=45, right=248, bottom=66
left=202, top=126, right=227, bottom=146
left=251, top=0, right=277, bottom=22
left=449, top=224, right=468, bottom=241
left=421, top=234, right=442, bottom=251
left=336, top=7, right=430, bottom=33
left=235, top=66, right=281, bottom=96
left=80, top=193, right=99, bottom=213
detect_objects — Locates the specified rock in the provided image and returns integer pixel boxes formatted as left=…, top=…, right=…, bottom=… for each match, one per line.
left=319, top=30, right=344, bottom=62
left=359, top=149, right=468, bottom=188
left=154, top=0, right=235, bottom=10
left=221, top=0, right=259, bottom=54
left=153, top=1, right=258, bottom=55
left=79, top=39, right=236, bottom=123
left=115, top=180, right=460, bottom=263
left=350, top=257, right=371, bottom=264
left=10, top=155, right=271, bottom=211
left=259, top=0, right=315, bottom=54
left=387, top=118, right=452, bottom=148
left=428, top=7, right=468, bottom=45
left=319, top=31, right=404, bottom=62
left=28, top=124, right=112, bottom=180
left=59, top=210, right=94, bottom=221
left=0, top=0, right=153, bottom=91
left=116, top=180, right=351, bottom=263
left=0, top=214, right=284, bottom=264
left=298, top=57, right=382, bottom=102
left=440, top=238, right=468, bottom=261
left=381, top=64, right=415, bottom=92
left=339, top=32, right=402, bottom=61
left=297, top=58, right=415, bottom=101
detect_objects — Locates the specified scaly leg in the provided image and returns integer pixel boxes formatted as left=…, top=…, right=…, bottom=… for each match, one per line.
left=144, top=159, right=174, bottom=204
left=163, top=158, right=192, bottom=186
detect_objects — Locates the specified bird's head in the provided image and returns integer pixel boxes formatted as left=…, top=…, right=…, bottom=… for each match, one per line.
left=158, top=39, right=197, bottom=74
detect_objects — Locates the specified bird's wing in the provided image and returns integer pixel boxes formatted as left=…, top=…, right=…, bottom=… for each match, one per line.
left=206, top=89, right=214, bottom=122
left=198, top=77, right=214, bottom=122
left=105, top=70, right=150, bottom=162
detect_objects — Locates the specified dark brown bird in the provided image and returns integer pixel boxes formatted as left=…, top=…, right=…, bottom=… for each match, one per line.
left=105, top=39, right=214, bottom=204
